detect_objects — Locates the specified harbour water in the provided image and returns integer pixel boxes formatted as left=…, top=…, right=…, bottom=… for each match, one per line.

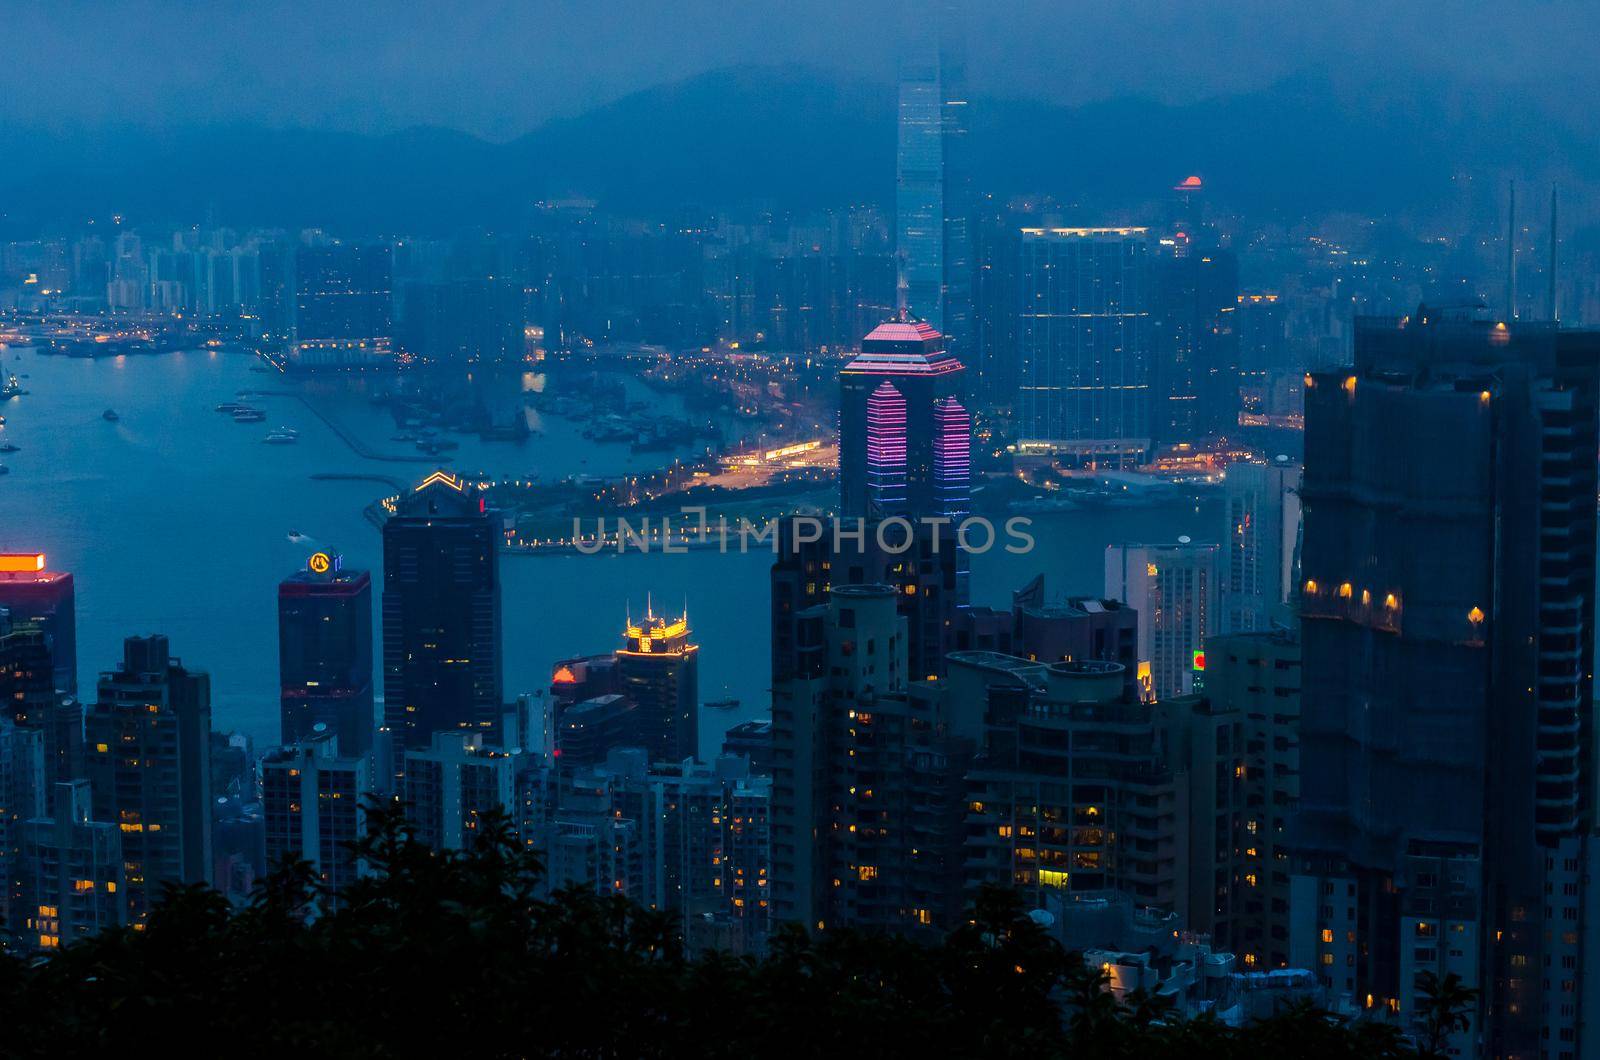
left=0, top=346, right=1222, bottom=758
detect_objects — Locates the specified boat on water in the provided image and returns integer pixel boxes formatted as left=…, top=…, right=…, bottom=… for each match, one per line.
left=0, top=443, right=19, bottom=454
left=263, top=427, right=299, bottom=445
left=705, top=698, right=740, bottom=712
left=1, top=375, right=23, bottom=399
left=287, top=530, right=309, bottom=544
left=216, top=402, right=247, bottom=413
left=102, top=409, right=119, bottom=422
left=232, top=407, right=267, bottom=423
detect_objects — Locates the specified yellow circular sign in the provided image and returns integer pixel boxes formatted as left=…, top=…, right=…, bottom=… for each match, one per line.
left=308, top=552, right=332, bottom=574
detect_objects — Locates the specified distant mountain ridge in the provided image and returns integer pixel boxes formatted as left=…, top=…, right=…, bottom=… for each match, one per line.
left=0, top=65, right=1588, bottom=235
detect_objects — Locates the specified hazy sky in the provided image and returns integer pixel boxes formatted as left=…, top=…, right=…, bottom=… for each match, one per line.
left=7, top=1, right=1594, bottom=139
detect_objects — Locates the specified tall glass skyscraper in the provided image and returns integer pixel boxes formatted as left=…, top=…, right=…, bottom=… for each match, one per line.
left=895, top=17, right=971, bottom=364
left=1017, top=227, right=1154, bottom=466
left=381, top=471, right=503, bottom=778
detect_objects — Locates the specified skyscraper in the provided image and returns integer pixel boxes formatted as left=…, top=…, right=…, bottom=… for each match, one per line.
left=1105, top=542, right=1217, bottom=701
left=616, top=604, right=699, bottom=765
left=84, top=635, right=213, bottom=924
left=290, top=242, right=394, bottom=369
left=1219, top=458, right=1301, bottom=634
left=17, top=781, right=124, bottom=953
left=0, top=553, right=76, bottom=696
left=382, top=471, right=503, bottom=776
left=1291, top=308, right=1600, bottom=1058
left=278, top=555, right=374, bottom=758
left=402, top=731, right=520, bottom=852
left=770, top=585, right=970, bottom=935
left=1017, top=228, right=1154, bottom=466
left=838, top=319, right=967, bottom=519
left=261, top=727, right=369, bottom=902
left=1152, top=230, right=1240, bottom=443
left=895, top=18, right=971, bottom=360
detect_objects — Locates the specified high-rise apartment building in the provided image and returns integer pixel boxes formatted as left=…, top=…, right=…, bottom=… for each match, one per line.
left=1017, top=228, right=1154, bottom=466
left=84, top=635, right=213, bottom=924
left=1105, top=542, right=1218, bottom=701
left=770, top=585, right=971, bottom=935
left=17, top=781, right=124, bottom=953
left=278, top=557, right=374, bottom=758
left=402, top=732, right=520, bottom=852
left=1219, top=459, right=1301, bottom=634
left=382, top=472, right=503, bottom=777
left=261, top=728, right=369, bottom=902
left=1291, top=309, right=1600, bottom=1058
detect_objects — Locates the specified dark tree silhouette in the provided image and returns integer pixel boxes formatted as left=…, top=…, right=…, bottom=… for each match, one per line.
left=0, top=802, right=1418, bottom=1058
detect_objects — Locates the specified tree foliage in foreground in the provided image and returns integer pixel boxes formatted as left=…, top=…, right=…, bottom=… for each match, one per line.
left=0, top=804, right=1420, bottom=1058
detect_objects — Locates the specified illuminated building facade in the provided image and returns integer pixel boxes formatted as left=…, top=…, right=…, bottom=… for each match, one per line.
left=278, top=558, right=374, bottom=758
left=1219, top=459, right=1301, bottom=634
left=616, top=605, right=699, bottom=765
left=0, top=717, right=45, bottom=943
left=1017, top=228, right=1153, bottom=466
left=261, top=728, right=368, bottom=904
left=770, top=585, right=971, bottom=935
left=1105, top=542, right=1218, bottom=701
left=838, top=319, right=967, bottom=519
left=84, top=635, right=213, bottom=925
left=0, top=553, right=76, bottom=696
left=290, top=242, right=394, bottom=369
left=1291, top=309, right=1600, bottom=1058
left=382, top=472, right=503, bottom=777
left=17, top=781, right=124, bottom=953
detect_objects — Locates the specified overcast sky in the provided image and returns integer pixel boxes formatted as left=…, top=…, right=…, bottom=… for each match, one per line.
left=6, top=1, right=1593, bottom=139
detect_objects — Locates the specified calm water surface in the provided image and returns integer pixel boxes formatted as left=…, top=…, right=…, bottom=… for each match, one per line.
left=0, top=346, right=1221, bottom=758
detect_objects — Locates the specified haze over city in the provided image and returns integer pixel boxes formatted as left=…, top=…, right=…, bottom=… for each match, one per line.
left=0, top=4, right=1596, bottom=1058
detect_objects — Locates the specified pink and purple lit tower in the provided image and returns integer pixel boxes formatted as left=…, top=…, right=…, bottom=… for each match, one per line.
left=839, top=318, right=968, bottom=519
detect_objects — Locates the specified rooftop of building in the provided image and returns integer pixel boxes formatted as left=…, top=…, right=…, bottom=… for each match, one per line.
left=843, top=318, right=964, bottom=377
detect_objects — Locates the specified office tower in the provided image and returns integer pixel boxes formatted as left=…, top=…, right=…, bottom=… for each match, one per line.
left=617, top=605, right=699, bottom=764
left=952, top=653, right=1242, bottom=938
left=1292, top=309, right=1600, bottom=1058
left=0, top=717, right=45, bottom=943
left=84, top=635, right=213, bottom=924
left=895, top=20, right=971, bottom=359
left=557, top=694, right=640, bottom=768
left=1219, top=458, right=1302, bottom=634
left=402, top=732, right=520, bottom=852
left=972, top=204, right=1022, bottom=407
left=1105, top=542, right=1218, bottom=701
left=770, top=585, right=971, bottom=935
left=261, top=728, right=368, bottom=901
left=838, top=319, right=967, bottom=518
left=1204, top=629, right=1301, bottom=971
left=382, top=471, right=503, bottom=776
left=0, top=553, right=76, bottom=695
left=0, top=611, right=82, bottom=811
left=1152, top=235, right=1240, bottom=442
left=278, top=556, right=374, bottom=758
left=1017, top=228, right=1154, bottom=466
left=721, top=720, right=774, bottom=776
left=17, top=781, right=124, bottom=953
left=1236, top=292, right=1291, bottom=421
left=290, top=242, right=394, bottom=368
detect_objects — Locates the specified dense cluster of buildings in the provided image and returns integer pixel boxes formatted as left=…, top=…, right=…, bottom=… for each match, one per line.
left=1, top=37, right=1597, bottom=1060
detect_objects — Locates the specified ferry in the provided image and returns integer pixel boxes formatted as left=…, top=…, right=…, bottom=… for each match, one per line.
left=263, top=427, right=299, bottom=445
left=705, top=698, right=740, bottom=712
left=232, top=407, right=267, bottom=424
left=102, top=409, right=119, bottom=422
left=1, top=375, right=23, bottom=399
